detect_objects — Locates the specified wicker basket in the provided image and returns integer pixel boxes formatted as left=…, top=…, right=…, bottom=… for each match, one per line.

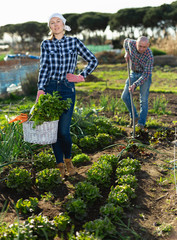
left=23, top=120, right=59, bottom=145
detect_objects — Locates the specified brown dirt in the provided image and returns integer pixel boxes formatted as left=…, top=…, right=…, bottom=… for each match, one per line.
left=1, top=89, right=177, bottom=239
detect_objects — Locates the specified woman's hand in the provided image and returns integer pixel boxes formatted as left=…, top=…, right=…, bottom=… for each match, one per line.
left=66, top=73, right=85, bottom=82
left=36, top=90, right=45, bottom=102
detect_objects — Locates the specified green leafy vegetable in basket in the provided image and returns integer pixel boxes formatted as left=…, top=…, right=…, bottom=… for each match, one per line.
left=30, top=92, right=72, bottom=127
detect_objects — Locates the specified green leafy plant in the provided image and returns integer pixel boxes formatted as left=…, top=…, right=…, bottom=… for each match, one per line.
left=116, top=157, right=141, bottom=178
left=6, top=167, right=32, bottom=192
left=151, top=128, right=174, bottom=144
left=98, top=154, right=119, bottom=168
left=83, top=217, right=117, bottom=239
left=25, top=214, right=56, bottom=239
left=53, top=212, right=71, bottom=231
left=40, top=192, right=54, bottom=202
left=96, top=133, right=112, bottom=148
left=108, top=184, right=136, bottom=207
left=116, top=166, right=137, bottom=178
left=72, top=153, right=91, bottom=166
left=79, top=135, right=98, bottom=152
left=116, top=174, right=138, bottom=188
left=30, top=92, right=72, bottom=127
left=35, top=168, right=62, bottom=191
left=86, top=159, right=112, bottom=187
left=118, top=157, right=141, bottom=171
left=71, top=109, right=98, bottom=138
left=66, top=198, right=87, bottom=220
left=93, top=117, right=126, bottom=137
left=100, top=203, right=124, bottom=222
left=15, top=197, right=39, bottom=214
left=0, top=222, right=26, bottom=240
left=146, top=118, right=166, bottom=129
left=74, top=181, right=102, bottom=206
left=33, top=151, right=56, bottom=171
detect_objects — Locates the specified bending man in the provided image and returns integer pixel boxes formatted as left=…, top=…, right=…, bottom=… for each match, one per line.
left=121, top=36, right=154, bottom=129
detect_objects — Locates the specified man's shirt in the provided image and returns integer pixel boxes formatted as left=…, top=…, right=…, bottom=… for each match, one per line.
left=38, top=35, right=98, bottom=90
left=124, top=38, right=154, bottom=87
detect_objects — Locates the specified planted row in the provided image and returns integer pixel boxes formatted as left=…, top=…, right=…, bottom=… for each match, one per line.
left=6, top=167, right=62, bottom=192
left=2, top=154, right=141, bottom=239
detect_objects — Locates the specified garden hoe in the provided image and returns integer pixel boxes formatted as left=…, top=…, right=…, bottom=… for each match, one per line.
left=127, top=58, right=135, bottom=138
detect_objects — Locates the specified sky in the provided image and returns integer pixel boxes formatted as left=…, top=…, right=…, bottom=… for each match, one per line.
left=0, top=0, right=175, bottom=27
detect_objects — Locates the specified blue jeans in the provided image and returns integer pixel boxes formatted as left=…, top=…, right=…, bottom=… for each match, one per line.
left=44, top=80, right=75, bottom=164
left=121, top=72, right=152, bottom=126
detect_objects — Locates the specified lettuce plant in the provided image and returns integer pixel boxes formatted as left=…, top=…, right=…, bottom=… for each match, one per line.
left=35, top=168, right=62, bottom=191
left=53, top=212, right=71, bottom=231
left=100, top=203, right=124, bottom=222
left=33, top=151, right=56, bottom=171
left=108, top=184, right=136, bottom=207
left=6, top=167, right=32, bottom=192
left=79, top=135, right=98, bottom=152
left=15, top=197, right=39, bottom=214
left=96, top=133, right=112, bottom=148
left=86, top=160, right=112, bottom=187
left=74, top=181, right=101, bottom=206
left=116, top=174, right=138, bottom=188
left=72, top=153, right=90, bottom=166
left=25, top=214, right=56, bottom=239
left=83, top=217, right=117, bottom=239
left=66, top=198, right=87, bottom=220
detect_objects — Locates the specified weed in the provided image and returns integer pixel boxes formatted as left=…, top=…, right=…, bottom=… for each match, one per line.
left=150, top=95, right=169, bottom=115
left=40, top=192, right=54, bottom=202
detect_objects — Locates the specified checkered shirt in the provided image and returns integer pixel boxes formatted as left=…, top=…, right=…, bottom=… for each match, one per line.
left=124, top=38, right=154, bottom=87
left=38, top=35, right=98, bottom=90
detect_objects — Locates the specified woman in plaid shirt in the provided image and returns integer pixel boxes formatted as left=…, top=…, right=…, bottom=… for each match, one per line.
left=36, top=13, right=98, bottom=178
left=121, top=36, right=154, bottom=129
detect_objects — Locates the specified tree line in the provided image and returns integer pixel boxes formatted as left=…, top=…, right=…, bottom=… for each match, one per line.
left=0, top=1, right=177, bottom=49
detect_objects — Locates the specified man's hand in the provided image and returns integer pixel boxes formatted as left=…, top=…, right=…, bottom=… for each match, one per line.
left=124, top=52, right=130, bottom=63
left=129, top=84, right=136, bottom=93
left=36, top=90, right=45, bottom=102
left=66, top=73, right=85, bottom=83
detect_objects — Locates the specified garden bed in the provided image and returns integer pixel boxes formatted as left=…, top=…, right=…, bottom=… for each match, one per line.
left=0, top=88, right=177, bottom=239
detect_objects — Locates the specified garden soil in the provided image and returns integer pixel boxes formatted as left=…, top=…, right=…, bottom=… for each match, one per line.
left=1, top=89, right=177, bottom=240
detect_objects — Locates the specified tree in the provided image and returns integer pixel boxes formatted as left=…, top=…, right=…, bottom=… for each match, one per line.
left=15, top=22, right=48, bottom=43
left=63, top=13, right=81, bottom=35
left=77, top=12, right=110, bottom=32
left=143, top=4, right=174, bottom=38
left=109, top=7, right=149, bottom=37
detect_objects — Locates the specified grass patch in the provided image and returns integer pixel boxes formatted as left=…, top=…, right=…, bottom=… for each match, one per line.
left=76, top=64, right=177, bottom=93
left=0, top=54, right=6, bottom=61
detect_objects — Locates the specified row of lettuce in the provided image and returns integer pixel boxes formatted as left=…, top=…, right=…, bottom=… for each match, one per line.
left=1, top=152, right=141, bottom=239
